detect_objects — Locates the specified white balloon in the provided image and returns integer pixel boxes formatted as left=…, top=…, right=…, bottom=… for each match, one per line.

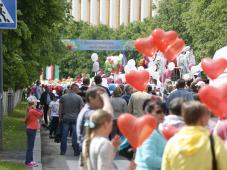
left=102, top=78, right=108, bottom=87
left=113, top=57, right=118, bottom=65
left=127, top=59, right=136, bottom=67
left=93, top=61, right=99, bottom=67
left=91, top=53, right=98, bottom=62
left=146, top=68, right=154, bottom=76
left=119, top=74, right=126, bottom=83
left=119, top=54, right=123, bottom=59
left=152, top=71, right=160, bottom=80
left=92, top=62, right=99, bottom=72
left=138, top=66, right=144, bottom=71
left=128, top=66, right=137, bottom=71
left=93, top=67, right=99, bottom=72
left=183, top=74, right=190, bottom=80
left=124, top=65, right=129, bottom=73
left=191, top=66, right=199, bottom=74
left=168, top=62, right=175, bottom=71
left=198, top=62, right=203, bottom=71
left=148, top=62, right=157, bottom=72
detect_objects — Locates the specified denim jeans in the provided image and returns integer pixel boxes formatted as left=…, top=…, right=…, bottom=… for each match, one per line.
left=60, top=119, right=79, bottom=155
left=25, top=129, right=37, bottom=164
left=43, top=104, right=49, bottom=125
left=49, top=116, right=59, bottom=136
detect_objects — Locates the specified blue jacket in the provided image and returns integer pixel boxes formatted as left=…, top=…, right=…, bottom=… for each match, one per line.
left=135, top=129, right=167, bottom=170
left=166, top=88, right=193, bottom=107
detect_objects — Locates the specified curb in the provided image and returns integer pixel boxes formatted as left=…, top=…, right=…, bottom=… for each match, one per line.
left=26, top=130, right=43, bottom=170
left=33, top=130, right=43, bottom=170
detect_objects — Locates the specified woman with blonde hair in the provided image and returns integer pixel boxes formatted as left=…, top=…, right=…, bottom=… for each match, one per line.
left=82, top=109, right=120, bottom=170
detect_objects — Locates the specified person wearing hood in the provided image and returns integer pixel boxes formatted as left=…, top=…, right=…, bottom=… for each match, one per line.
left=162, top=101, right=227, bottom=170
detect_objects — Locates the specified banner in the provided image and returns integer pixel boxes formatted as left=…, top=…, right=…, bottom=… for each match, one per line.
left=62, top=39, right=135, bottom=51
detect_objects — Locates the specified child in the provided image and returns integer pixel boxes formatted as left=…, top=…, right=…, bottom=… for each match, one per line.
left=25, top=96, right=43, bottom=168
left=82, top=109, right=120, bottom=170
left=48, top=94, right=59, bottom=138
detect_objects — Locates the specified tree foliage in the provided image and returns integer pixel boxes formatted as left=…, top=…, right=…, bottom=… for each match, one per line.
left=3, top=0, right=227, bottom=88
left=182, top=0, right=227, bottom=59
left=3, top=0, right=66, bottom=90
left=60, top=0, right=227, bottom=77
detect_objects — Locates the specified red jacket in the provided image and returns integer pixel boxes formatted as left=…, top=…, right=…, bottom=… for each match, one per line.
left=25, top=107, right=43, bottom=129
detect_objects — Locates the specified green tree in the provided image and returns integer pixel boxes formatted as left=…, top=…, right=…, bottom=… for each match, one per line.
left=3, top=0, right=66, bottom=90
left=182, top=0, right=227, bottom=59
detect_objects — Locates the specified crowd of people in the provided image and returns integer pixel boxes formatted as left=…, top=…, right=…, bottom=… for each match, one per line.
left=24, top=74, right=227, bottom=170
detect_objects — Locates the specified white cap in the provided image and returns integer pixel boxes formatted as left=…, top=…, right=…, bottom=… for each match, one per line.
left=27, top=95, right=40, bottom=103
left=195, top=81, right=205, bottom=87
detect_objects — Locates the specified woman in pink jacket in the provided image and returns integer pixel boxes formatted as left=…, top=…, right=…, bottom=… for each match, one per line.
left=25, top=96, right=43, bottom=168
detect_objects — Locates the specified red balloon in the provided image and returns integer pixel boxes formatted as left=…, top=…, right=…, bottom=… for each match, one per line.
left=162, top=125, right=179, bottom=140
left=152, top=28, right=165, bottom=42
left=152, top=29, right=178, bottom=52
left=134, top=35, right=158, bottom=56
left=199, top=84, right=227, bottom=118
left=201, top=57, right=227, bottom=79
left=125, top=70, right=150, bottom=91
left=163, top=38, right=185, bottom=61
left=117, top=113, right=156, bottom=148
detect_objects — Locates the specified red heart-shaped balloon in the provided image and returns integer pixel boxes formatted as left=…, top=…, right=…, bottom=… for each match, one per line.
left=201, top=57, right=227, bottom=79
left=152, top=28, right=178, bottom=52
left=162, top=125, right=180, bottom=140
left=163, top=38, right=185, bottom=61
left=134, top=35, right=158, bottom=56
left=199, top=84, right=227, bottom=118
left=117, top=113, right=156, bottom=148
left=125, top=70, right=150, bottom=91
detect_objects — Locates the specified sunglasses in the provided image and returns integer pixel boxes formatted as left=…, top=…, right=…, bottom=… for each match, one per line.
left=156, top=110, right=164, bottom=114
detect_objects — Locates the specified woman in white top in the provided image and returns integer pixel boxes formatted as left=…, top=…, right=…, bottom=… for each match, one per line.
left=82, top=109, right=120, bottom=170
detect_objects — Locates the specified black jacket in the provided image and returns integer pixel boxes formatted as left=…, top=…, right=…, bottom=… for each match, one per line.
left=40, top=91, right=54, bottom=105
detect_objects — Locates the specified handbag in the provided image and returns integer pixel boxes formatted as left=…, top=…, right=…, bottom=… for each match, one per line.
left=209, top=135, right=217, bottom=170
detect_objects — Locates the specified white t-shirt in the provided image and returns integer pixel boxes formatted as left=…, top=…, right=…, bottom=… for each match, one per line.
left=84, top=136, right=117, bottom=170
left=49, top=100, right=59, bottom=117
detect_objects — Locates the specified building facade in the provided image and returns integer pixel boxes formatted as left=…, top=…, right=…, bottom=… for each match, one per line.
left=71, top=0, right=153, bottom=28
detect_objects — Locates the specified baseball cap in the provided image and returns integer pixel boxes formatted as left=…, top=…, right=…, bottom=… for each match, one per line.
left=108, top=83, right=117, bottom=95
left=27, top=96, right=40, bottom=103
left=195, top=81, right=205, bottom=87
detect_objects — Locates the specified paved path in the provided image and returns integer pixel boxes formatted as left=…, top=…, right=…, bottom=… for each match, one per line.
left=41, top=128, right=130, bottom=170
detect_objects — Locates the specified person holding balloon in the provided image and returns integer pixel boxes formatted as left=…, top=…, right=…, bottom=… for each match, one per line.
left=134, top=96, right=167, bottom=170
left=162, top=101, right=227, bottom=170
left=82, top=109, right=120, bottom=170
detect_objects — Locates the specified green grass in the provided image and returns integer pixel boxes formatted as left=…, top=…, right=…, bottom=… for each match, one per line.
left=3, top=102, right=28, bottom=151
left=0, top=161, right=25, bottom=170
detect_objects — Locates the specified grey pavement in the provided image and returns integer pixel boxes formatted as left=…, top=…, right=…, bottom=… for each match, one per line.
left=41, top=128, right=130, bottom=170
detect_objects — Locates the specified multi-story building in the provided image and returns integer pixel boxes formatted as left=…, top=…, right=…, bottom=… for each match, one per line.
left=71, top=0, right=154, bottom=28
